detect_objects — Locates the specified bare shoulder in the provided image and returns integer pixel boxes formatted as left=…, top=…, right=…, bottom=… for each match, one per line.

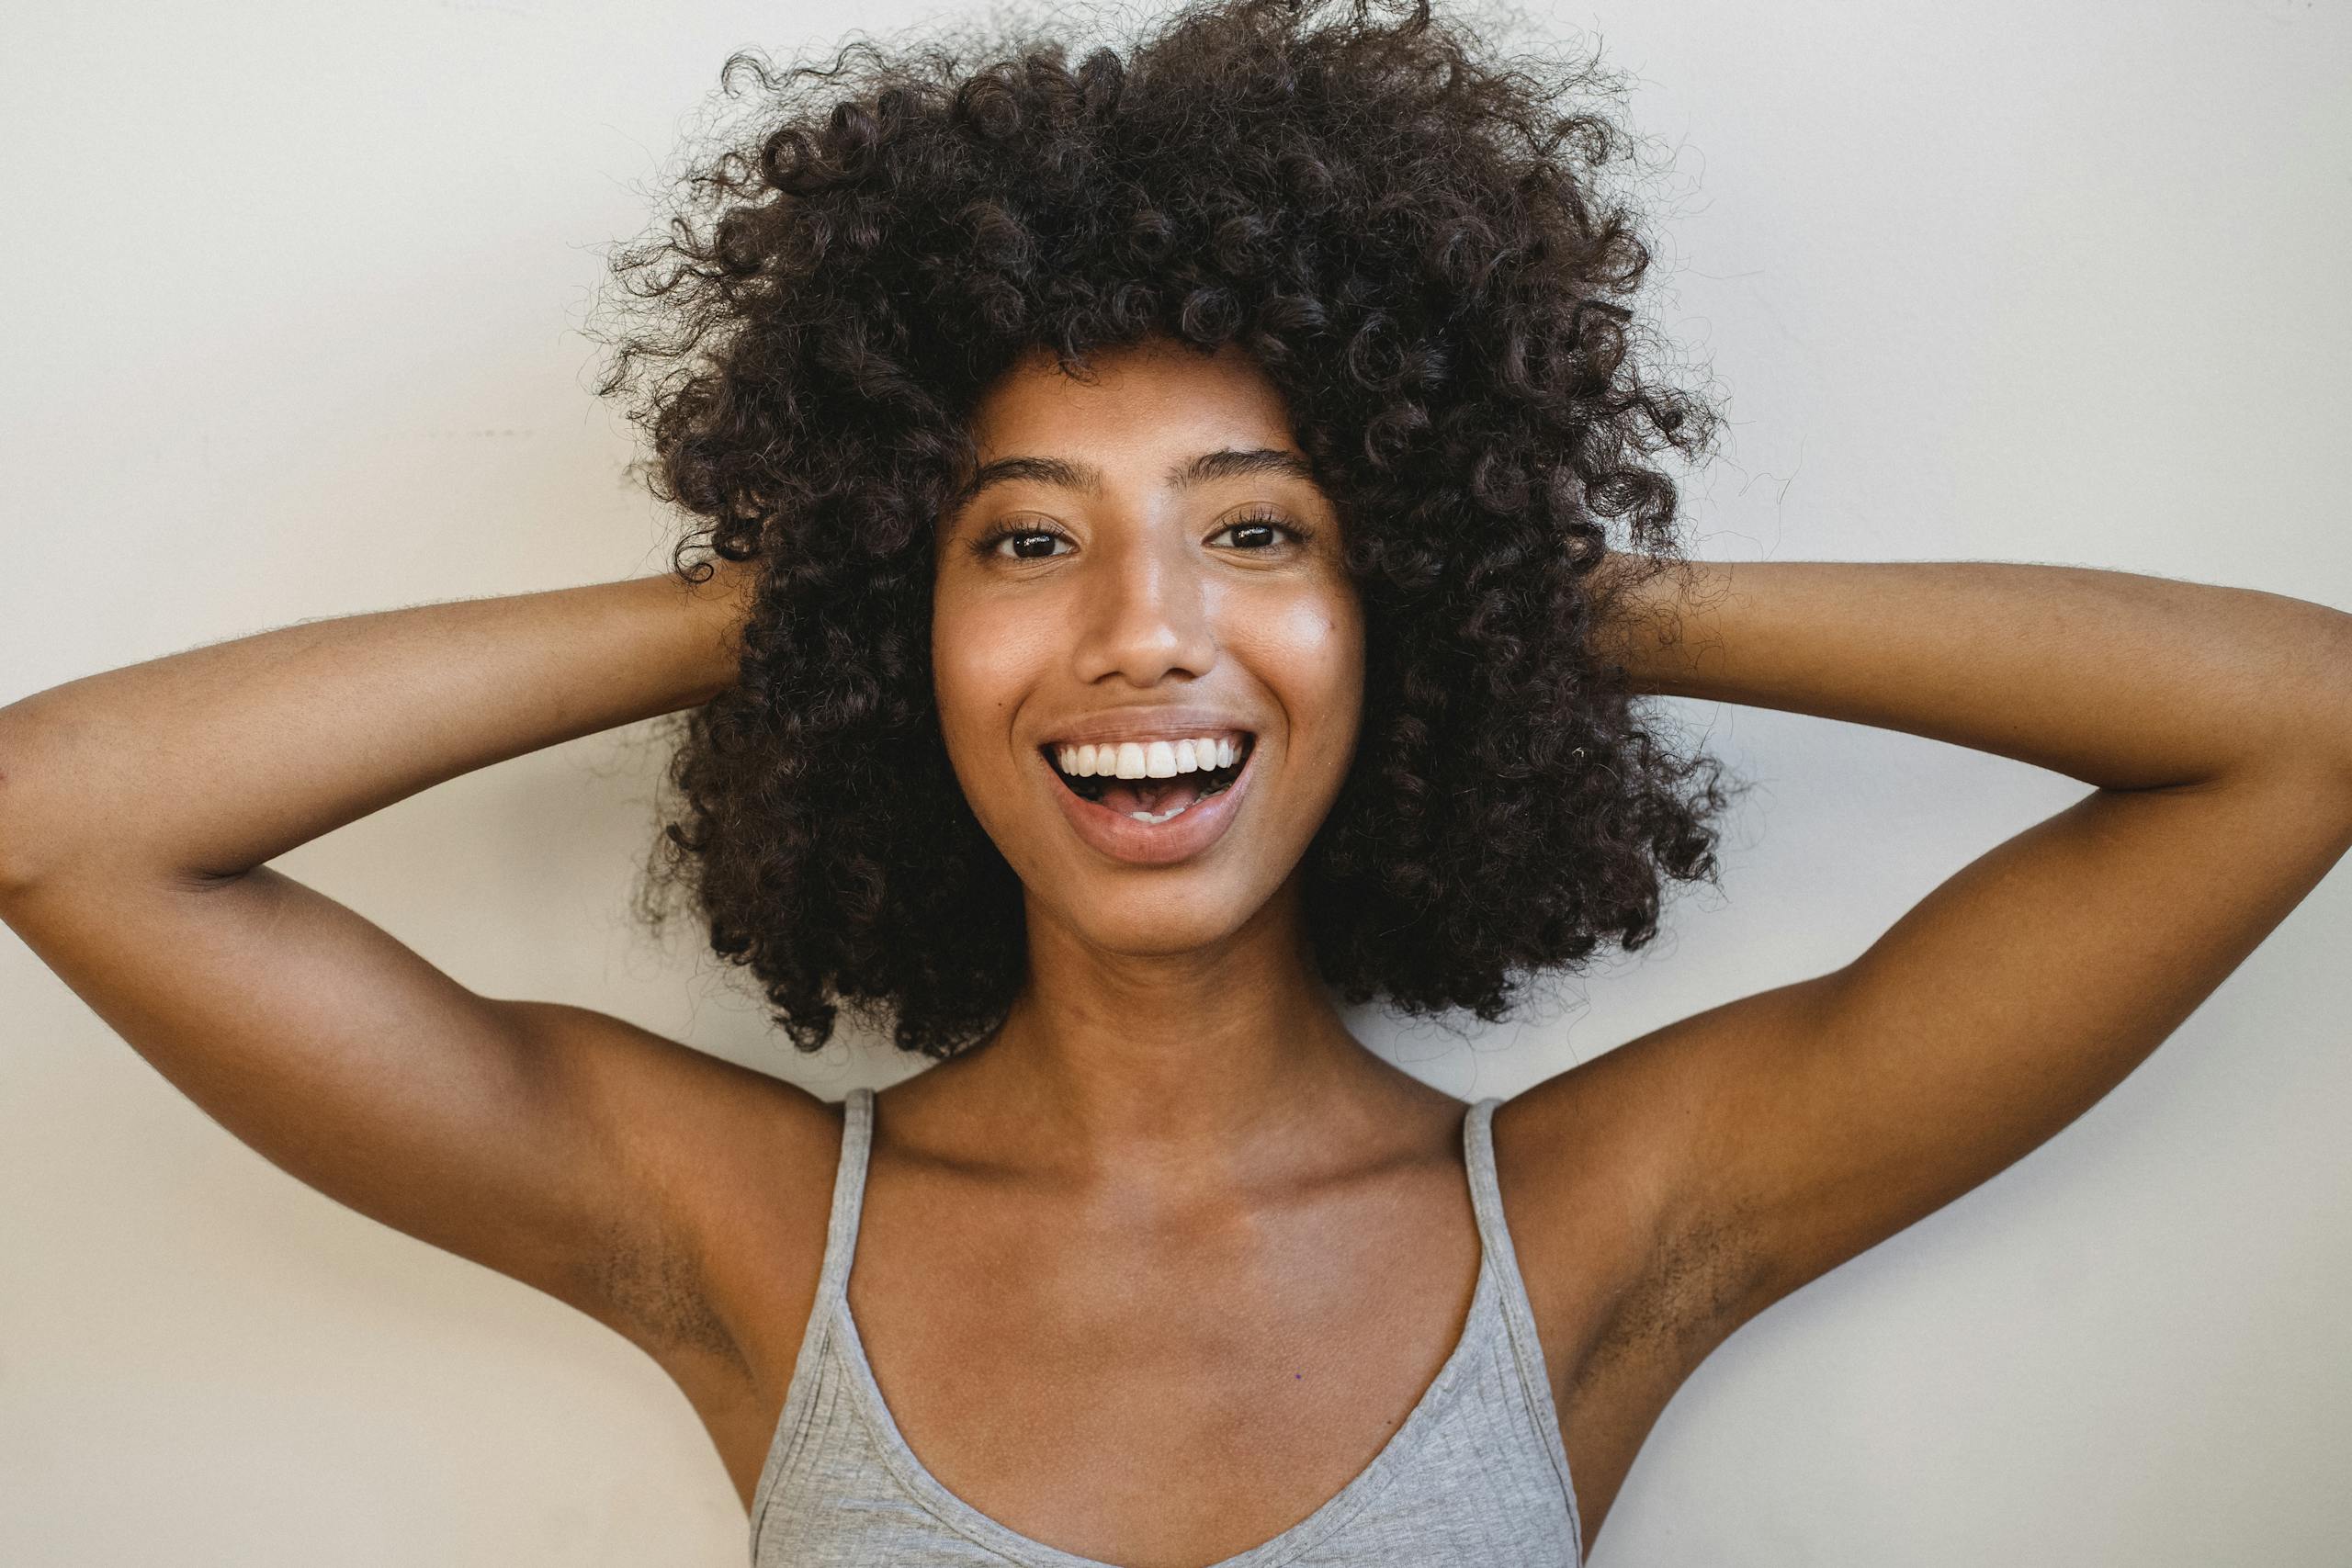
left=504, top=1001, right=845, bottom=1387
left=1491, top=1008, right=1778, bottom=1374
left=1488, top=1062, right=1698, bottom=1397
left=1483, top=989, right=1823, bottom=1531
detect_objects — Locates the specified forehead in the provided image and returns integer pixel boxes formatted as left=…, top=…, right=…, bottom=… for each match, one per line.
left=966, top=337, right=1299, bottom=456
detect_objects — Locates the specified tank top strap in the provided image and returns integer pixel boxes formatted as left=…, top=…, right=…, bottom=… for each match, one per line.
left=1461, top=1093, right=1585, bottom=1549
left=1462, top=1098, right=1521, bottom=1277
left=813, top=1085, right=876, bottom=1309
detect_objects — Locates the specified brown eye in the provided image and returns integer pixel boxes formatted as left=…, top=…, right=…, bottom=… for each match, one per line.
left=1209, top=510, right=1308, bottom=550
left=971, top=524, right=1073, bottom=561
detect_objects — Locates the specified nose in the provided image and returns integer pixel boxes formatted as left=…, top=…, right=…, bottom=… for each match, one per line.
left=1069, top=525, right=1217, bottom=688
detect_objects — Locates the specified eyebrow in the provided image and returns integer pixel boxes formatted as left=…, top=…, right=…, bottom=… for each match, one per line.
left=946, top=446, right=1320, bottom=516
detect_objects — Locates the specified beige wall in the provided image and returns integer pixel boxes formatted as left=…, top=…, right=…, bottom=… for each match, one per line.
left=3, top=1, right=2347, bottom=1562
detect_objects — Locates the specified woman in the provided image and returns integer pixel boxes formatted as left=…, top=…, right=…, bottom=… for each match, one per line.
left=3, top=0, right=2346, bottom=1562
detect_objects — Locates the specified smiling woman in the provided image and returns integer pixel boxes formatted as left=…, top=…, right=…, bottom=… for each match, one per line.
left=6, top=0, right=2346, bottom=1564
left=565, top=4, right=1747, bottom=1554
left=929, top=342, right=1371, bottom=923
left=596, top=0, right=1735, bottom=1066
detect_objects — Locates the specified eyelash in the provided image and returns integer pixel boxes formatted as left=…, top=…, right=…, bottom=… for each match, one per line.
left=970, top=507, right=1312, bottom=562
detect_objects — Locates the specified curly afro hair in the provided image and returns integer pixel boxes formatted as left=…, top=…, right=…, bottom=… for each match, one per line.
left=591, top=0, right=1742, bottom=1061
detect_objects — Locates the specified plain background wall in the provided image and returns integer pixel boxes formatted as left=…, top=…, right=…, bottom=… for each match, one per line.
left=3, top=0, right=2346, bottom=1562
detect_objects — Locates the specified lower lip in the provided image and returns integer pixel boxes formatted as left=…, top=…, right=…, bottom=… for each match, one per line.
left=1042, top=742, right=1261, bottom=866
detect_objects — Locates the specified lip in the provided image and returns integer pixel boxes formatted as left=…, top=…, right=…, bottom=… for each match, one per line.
left=1040, top=733, right=1261, bottom=866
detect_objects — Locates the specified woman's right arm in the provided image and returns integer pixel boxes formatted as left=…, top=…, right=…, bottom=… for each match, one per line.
left=0, top=558, right=819, bottom=1369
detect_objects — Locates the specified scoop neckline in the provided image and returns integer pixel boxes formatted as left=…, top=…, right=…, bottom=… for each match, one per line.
left=825, top=1096, right=1501, bottom=1568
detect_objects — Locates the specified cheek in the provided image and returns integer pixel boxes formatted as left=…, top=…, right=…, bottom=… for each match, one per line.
left=1236, top=585, right=1366, bottom=763
left=932, top=591, right=1047, bottom=761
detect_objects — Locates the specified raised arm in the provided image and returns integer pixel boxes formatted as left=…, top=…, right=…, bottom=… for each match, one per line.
left=0, top=565, right=754, bottom=886
left=1508, top=555, right=2352, bottom=1449
left=0, top=558, right=816, bottom=1371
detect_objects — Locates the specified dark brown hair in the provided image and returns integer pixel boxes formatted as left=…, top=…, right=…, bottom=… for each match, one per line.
left=590, top=0, right=1740, bottom=1059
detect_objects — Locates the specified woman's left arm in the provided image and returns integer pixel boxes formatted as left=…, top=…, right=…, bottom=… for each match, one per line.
left=1560, top=555, right=2352, bottom=1335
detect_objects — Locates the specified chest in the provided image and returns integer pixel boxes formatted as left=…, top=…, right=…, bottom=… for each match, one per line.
left=807, top=1157, right=1490, bottom=1564
left=677, top=1098, right=1678, bottom=1563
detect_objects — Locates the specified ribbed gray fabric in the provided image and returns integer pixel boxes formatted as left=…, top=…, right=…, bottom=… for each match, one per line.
left=750, top=1088, right=1582, bottom=1567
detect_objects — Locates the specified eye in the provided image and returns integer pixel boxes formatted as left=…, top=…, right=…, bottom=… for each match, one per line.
left=967, top=508, right=1313, bottom=562
left=973, top=523, right=1073, bottom=561
left=1209, top=508, right=1312, bottom=551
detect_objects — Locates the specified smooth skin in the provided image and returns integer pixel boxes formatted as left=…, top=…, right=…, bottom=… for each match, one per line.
left=4, top=334, right=2350, bottom=1563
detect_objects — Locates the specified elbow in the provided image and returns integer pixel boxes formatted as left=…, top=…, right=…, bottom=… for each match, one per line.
left=0, top=697, right=75, bottom=897
left=2319, top=609, right=2352, bottom=803
left=0, top=696, right=245, bottom=899
left=0, top=739, right=43, bottom=899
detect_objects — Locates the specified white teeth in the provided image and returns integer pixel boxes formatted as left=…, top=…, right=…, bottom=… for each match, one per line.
left=1128, top=802, right=1193, bottom=824
left=1051, top=734, right=1250, bottom=779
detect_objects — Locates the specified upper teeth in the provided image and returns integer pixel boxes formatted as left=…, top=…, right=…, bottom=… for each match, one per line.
left=1055, top=736, right=1242, bottom=779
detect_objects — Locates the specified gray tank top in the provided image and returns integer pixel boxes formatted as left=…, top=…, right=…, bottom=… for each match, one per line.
left=750, top=1088, right=1583, bottom=1567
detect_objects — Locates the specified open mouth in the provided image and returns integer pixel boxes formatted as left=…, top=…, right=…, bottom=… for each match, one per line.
left=1042, top=734, right=1257, bottom=826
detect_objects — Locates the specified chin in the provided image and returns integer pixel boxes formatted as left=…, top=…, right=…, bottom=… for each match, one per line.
left=1047, top=882, right=1264, bottom=958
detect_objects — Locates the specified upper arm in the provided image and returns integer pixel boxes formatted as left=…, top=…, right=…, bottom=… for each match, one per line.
left=0, top=861, right=821, bottom=1367
left=1527, top=757, right=2352, bottom=1353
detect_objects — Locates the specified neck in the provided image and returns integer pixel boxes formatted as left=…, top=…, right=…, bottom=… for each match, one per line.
left=944, top=875, right=1394, bottom=1184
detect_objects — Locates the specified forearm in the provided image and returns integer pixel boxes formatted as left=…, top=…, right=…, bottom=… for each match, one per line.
left=1588, top=553, right=2352, bottom=791
left=0, top=567, right=750, bottom=890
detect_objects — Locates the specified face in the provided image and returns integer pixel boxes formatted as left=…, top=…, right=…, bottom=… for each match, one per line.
left=932, top=336, right=1365, bottom=959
